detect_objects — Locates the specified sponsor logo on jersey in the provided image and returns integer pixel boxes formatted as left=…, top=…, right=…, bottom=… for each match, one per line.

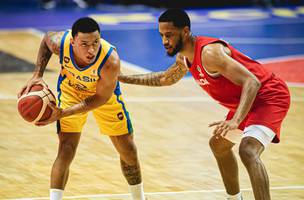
left=196, top=65, right=210, bottom=86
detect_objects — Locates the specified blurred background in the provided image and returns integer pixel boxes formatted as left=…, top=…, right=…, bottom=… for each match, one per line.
left=1, top=0, right=304, bottom=9
left=0, top=0, right=304, bottom=76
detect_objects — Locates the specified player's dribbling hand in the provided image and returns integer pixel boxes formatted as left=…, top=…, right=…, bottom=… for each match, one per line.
left=18, top=76, right=48, bottom=98
left=35, top=103, right=63, bottom=126
left=209, top=120, right=239, bottom=138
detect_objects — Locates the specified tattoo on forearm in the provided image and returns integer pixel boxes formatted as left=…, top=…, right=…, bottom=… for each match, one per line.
left=165, top=64, right=187, bottom=84
left=119, top=63, right=187, bottom=86
left=82, top=95, right=96, bottom=111
left=35, top=41, right=52, bottom=76
left=120, top=72, right=164, bottom=86
left=120, top=159, right=142, bottom=185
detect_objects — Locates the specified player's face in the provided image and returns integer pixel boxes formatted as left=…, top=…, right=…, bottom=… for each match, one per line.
left=159, top=22, right=184, bottom=57
left=71, top=30, right=101, bottom=66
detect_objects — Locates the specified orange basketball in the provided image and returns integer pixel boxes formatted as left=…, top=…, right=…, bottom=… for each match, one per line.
left=17, top=85, right=56, bottom=123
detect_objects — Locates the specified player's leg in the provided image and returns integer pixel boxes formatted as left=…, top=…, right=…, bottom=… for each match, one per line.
left=110, top=134, right=144, bottom=200
left=239, top=125, right=275, bottom=200
left=92, top=92, right=145, bottom=200
left=209, top=135, right=242, bottom=199
left=51, top=131, right=81, bottom=188
left=50, top=131, right=81, bottom=200
left=50, top=107, right=87, bottom=200
left=209, top=111, right=244, bottom=199
left=240, top=89, right=290, bottom=200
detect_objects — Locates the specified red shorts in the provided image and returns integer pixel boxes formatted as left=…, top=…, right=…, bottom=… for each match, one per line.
left=226, top=78, right=290, bottom=143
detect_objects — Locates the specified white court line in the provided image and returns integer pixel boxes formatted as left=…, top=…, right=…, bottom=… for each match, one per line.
left=4, top=185, right=304, bottom=200
left=223, top=37, right=304, bottom=44
left=120, top=60, right=151, bottom=73
left=2, top=95, right=304, bottom=102
left=257, top=54, right=304, bottom=64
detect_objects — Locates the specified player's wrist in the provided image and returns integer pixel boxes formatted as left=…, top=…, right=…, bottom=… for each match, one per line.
left=60, top=109, right=69, bottom=118
left=231, top=117, right=241, bottom=126
left=32, top=73, right=43, bottom=80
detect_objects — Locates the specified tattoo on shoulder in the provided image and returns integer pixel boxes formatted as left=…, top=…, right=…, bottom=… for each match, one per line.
left=46, top=32, right=64, bottom=55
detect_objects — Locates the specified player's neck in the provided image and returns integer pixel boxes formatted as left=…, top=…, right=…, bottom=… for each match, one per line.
left=180, top=34, right=196, bottom=63
left=73, top=51, right=87, bottom=68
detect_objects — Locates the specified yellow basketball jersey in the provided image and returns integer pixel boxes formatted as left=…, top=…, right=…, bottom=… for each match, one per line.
left=58, top=30, right=114, bottom=100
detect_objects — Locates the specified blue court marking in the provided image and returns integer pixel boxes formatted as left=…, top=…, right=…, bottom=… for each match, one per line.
left=0, top=6, right=303, bottom=73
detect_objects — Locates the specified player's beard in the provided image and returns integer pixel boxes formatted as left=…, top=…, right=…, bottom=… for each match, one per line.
left=167, top=35, right=183, bottom=57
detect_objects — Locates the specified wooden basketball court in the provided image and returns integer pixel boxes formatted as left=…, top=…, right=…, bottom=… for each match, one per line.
left=0, top=30, right=303, bottom=200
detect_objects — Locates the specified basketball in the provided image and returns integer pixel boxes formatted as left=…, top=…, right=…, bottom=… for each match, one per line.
left=17, top=85, right=56, bottom=123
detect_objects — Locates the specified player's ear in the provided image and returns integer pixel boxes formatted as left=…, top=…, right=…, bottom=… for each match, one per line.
left=70, top=37, right=75, bottom=46
left=183, top=26, right=190, bottom=36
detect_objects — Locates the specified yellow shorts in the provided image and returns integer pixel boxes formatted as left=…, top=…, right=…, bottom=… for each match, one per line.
left=56, top=87, right=133, bottom=136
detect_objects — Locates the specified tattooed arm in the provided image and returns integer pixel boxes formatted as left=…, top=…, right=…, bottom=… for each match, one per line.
left=18, top=31, right=65, bottom=97
left=36, top=49, right=120, bottom=126
left=62, top=50, right=120, bottom=117
left=118, top=54, right=188, bottom=86
left=34, top=31, right=63, bottom=77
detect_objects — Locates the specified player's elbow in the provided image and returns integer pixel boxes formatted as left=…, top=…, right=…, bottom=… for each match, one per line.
left=249, top=77, right=261, bottom=90
left=160, top=77, right=177, bottom=86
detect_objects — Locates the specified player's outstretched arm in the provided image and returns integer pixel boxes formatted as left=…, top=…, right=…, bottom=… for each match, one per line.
left=18, top=31, right=65, bottom=97
left=118, top=54, right=188, bottom=86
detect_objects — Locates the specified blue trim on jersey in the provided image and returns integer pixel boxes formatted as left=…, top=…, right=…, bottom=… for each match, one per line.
left=114, top=82, right=133, bottom=134
left=98, top=47, right=114, bottom=77
left=59, top=31, right=69, bottom=64
left=69, top=44, right=102, bottom=71
left=56, top=120, right=61, bottom=134
left=57, top=73, right=66, bottom=107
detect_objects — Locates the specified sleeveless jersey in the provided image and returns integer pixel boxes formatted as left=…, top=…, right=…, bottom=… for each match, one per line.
left=188, top=36, right=290, bottom=143
left=188, top=36, right=289, bottom=112
left=58, top=30, right=114, bottom=99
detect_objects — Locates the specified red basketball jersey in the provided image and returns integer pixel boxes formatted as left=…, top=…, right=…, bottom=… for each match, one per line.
left=188, top=36, right=290, bottom=142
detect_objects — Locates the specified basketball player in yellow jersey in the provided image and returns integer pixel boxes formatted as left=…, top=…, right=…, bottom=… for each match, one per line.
left=18, top=17, right=146, bottom=200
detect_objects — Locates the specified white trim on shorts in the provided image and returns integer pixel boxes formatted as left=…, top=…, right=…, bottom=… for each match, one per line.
left=243, top=125, right=276, bottom=148
left=224, top=125, right=276, bottom=148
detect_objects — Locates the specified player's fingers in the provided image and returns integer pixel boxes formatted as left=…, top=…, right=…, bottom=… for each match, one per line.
left=217, top=125, right=226, bottom=136
left=41, top=82, right=49, bottom=88
left=213, top=125, right=221, bottom=135
left=34, top=121, right=45, bottom=126
left=48, top=103, right=56, bottom=111
left=221, top=127, right=230, bottom=138
left=209, top=121, right=222, bottom=127
left=36, top=118, right=53, bottom=126
left=24, top=85, right=32, bottom=95
left=17, top=86, right=27, bottom=98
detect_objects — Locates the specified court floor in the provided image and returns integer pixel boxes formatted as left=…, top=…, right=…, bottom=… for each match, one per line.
left=0, top=30, right=303, bottom=200
left=0, top=6, right=304, bottom=200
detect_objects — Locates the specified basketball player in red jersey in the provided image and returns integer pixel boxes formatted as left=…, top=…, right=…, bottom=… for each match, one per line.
left=118, top=9, right=290, bottom=200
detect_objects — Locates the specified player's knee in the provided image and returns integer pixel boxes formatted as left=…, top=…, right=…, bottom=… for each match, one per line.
left=124, top=144, right=138, bottom=162
left=239, top=138, right=261, bottom=166
left=209, top=135, right=231, bottom=157
left=58, top=141, right=77, bottom=162
left=120, top=143, right=138, bottom=165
